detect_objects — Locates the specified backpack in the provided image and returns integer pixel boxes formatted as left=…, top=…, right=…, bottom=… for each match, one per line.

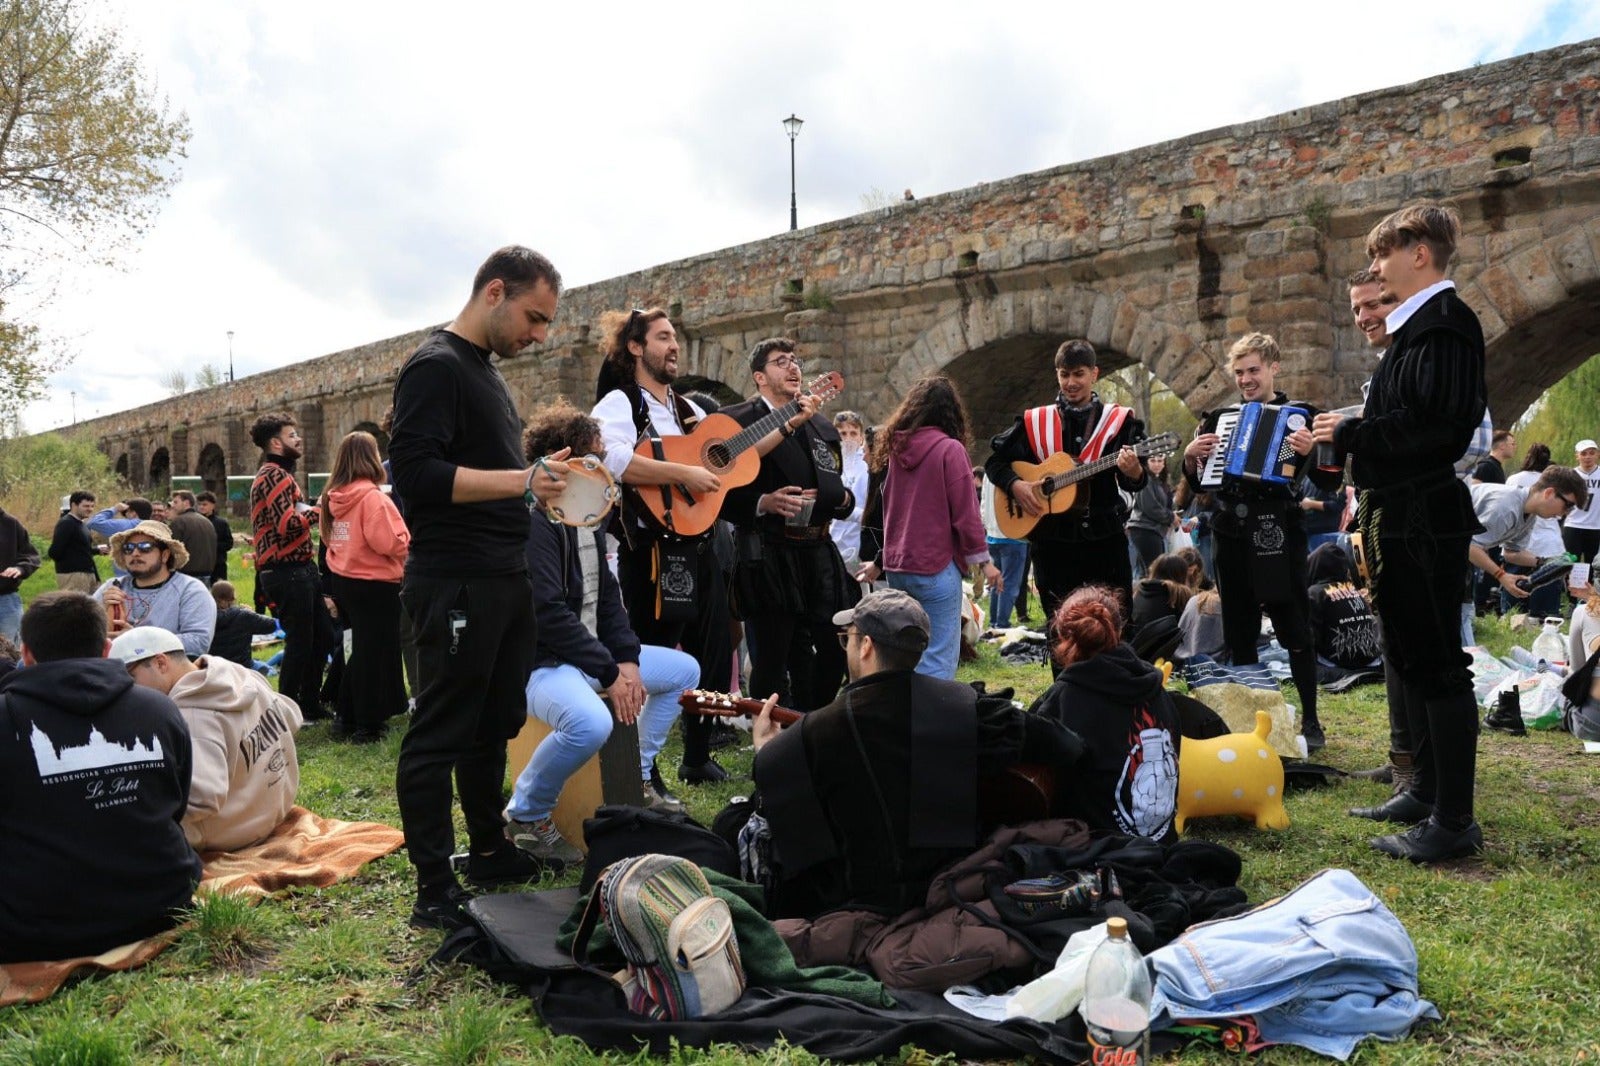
left=579, top=804, right=739, bottom=894
left=571, top=853, right=746, bottom=1020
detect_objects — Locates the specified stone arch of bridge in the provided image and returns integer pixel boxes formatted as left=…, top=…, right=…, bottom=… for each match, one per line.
left=1455, top=224, right=1600, bottom=425
left=148, top=447, right=171, bottom=498
left=196, top=443, right=227, bottom=498
left=115, top=453, right=130, bottom=486
left=868, top=284, right=1234, bottom=443
left=348, top=421, right=390, bottom=459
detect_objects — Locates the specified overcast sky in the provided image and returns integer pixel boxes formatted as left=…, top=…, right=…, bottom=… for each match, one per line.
left=23, top=0, right=1600, bottom=431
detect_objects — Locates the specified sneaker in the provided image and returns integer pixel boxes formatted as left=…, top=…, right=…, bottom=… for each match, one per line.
left=504, top=818, right=584, bottom=869
left=465, top=841, right=553, bottom=887
left=643, top=780, right=684, bottom=814
left=410, top=883, right=475, bottom=931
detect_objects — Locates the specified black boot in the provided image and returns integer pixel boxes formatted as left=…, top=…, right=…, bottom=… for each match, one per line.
left=1348, top=791, right=1434, bottom=824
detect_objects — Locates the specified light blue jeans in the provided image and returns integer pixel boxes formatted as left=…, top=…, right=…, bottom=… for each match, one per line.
left=0, top=592, right=21, bottom=645
left=888, top=561, right=964, bottom=680
left=506, top=645, right=701, bottom=823
left=986, top=538, right=1028, bottom=628
left=1149, top=868, right=1439, bottom=1060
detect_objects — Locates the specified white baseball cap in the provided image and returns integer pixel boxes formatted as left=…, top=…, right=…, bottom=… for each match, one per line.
left=108, top=626, right=186, bottom=665
left=1575, top=439, right=1598, bottom=452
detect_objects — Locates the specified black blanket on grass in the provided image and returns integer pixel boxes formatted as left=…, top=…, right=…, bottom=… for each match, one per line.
left=436, top=886, right=1111, bottom=1063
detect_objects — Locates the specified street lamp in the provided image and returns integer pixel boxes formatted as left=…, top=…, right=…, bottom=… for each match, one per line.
left=783, top=113, right=803, bottom=231
left=227, top=330, right=235, bottom=382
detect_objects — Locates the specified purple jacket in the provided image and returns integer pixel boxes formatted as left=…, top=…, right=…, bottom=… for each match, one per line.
left=882, top=427, right=989, bottom=576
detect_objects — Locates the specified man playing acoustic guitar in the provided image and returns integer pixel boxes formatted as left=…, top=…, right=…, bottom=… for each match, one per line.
left=984, top=340, right=1149, bottom=629
left=746, top=589, right=1083, bottom=919
left=721, top=338, right=859, bottom=711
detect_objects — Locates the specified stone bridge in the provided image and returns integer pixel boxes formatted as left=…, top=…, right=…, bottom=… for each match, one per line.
left=67, top=38, right=1600, bottom=507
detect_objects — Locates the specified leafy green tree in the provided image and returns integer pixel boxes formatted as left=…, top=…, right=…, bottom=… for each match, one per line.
left=1515, top=351, right=1600, bottom=459
left=0, top=428, right=122, bottom=529
left=0, top=0, right=190, bottom=424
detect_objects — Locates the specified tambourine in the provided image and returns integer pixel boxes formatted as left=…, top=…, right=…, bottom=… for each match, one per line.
left=545, top=454, right=621, bottom=528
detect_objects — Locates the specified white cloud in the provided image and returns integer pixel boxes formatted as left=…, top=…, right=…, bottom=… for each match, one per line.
left=23, top=0, right=1600, bottom=431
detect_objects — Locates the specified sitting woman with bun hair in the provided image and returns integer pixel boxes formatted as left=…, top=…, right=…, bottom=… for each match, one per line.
left=1031, top=585, right=1182, bottom=843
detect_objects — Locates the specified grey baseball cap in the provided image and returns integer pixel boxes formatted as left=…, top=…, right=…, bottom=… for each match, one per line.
left=832, top=589, right=930, bottom=653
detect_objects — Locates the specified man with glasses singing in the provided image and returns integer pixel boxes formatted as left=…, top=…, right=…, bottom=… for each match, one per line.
left=94, top=520, right=216, bottom=658
left=721, top=338, right=858, bottom=711
left=1467, top=467, right=1590, bottom=601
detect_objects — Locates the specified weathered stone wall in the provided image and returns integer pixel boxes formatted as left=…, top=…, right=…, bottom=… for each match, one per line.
left=65, top=38, right=1600, bottom=497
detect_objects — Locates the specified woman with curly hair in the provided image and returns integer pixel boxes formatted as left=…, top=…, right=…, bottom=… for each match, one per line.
left=1031, top=585, right=1181, bottom=842
left=865, top=375, right=1000, bottom=678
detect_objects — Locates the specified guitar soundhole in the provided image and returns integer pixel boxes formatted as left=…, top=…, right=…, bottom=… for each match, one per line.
left=704, top=440, right=732, bottom=471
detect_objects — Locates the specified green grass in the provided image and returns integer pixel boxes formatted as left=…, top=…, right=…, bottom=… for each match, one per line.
left=5, top=554, right=1600, bottom=1063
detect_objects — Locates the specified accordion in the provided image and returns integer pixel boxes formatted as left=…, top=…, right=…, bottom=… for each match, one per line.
left=1197, top=402, right=1309, bottom=489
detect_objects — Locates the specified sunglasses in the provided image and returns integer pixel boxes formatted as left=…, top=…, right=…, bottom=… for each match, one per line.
left=123, top=541, right=161, bottom=554
left=1557, top=493, right=1579, bottom=515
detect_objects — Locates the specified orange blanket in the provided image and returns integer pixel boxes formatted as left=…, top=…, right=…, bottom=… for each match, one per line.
left=0, top=807, right=404, bottom=1007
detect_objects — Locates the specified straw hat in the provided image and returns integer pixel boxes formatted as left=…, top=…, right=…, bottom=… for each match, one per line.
left=109, top=520, right=190, bottom=572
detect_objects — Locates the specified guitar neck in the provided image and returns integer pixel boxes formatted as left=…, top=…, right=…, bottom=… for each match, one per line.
left=679, top=690, right=803, bottom=726
left=721, top=400, right=806, bottom=463
left=1044, top=435, right=1172, bottom=492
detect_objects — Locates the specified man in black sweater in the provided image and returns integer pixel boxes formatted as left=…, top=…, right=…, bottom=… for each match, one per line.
left=388, top=246, right=571, bottom=930
left=750, top=589, right=1082, bottom=919
left=0, top=592, right=200, bottom=962
left=1314, top=203, right=1488, bottom=864
left=50, top=491, right=101, bottom=593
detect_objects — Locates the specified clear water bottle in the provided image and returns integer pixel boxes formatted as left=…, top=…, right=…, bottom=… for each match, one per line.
left=1532, top=617, right=1567, bottom=670
left=1080, top=916, right=1151, bottom=1064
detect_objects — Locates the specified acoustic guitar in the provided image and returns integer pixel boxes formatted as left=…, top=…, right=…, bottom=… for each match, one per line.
left=632, top=371, right=845, bottom=537
left=995, top=431, right=1181, bottom=540
left=678, top=689, right=1056, bottom=828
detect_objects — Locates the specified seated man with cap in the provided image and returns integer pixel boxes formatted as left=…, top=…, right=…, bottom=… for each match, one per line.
left=111, top=625, right=303, bottom=852
left=748, top=588, right=1083, bottom=920
left=94, top=521, right=215, bottom=659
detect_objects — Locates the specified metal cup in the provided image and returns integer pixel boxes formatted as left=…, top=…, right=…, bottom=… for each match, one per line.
left=1313, top=441, right=1343, bottom=474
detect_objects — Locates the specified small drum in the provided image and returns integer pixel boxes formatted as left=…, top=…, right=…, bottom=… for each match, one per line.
left=545, top=454, right=621, bottom=528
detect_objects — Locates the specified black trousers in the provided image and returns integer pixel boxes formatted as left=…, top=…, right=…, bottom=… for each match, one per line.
left=742, top=539, right=852, bottom=711
left=332, top=574, right=407, bottom=734
left=396, top=571, right=536, bottom=890
left=1212, top=526, right=1319, bottom=725
left=258, top=561, right=331, bottom=718
left=617, top=534, right=732, bottom=767
left=1363, top=502, right=1478, bottom=827
left=1030, top=530, right=1134, bottom=627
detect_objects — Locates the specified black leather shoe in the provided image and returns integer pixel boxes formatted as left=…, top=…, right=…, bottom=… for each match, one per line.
left=1371, top=818, right=1484, bottom=863
left=1483, top=707, right=1527, bottom=736
left=1302, top=722, right=1326, bottom=754
left=678, top=759, right=731, bottom=784
left=1348, top=791, right=1434, bottom=825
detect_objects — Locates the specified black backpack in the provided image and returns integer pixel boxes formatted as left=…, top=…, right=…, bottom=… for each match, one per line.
left=579, top=805, right=739, bottom=893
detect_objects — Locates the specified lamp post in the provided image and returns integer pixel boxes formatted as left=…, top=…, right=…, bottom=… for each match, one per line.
left=227, top=330, right=235, bottom=382
left=783, top=113, right=803, bottom=231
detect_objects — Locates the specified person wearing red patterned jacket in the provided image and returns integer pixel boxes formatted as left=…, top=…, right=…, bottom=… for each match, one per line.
left=249, top=412, right=331, bottom=720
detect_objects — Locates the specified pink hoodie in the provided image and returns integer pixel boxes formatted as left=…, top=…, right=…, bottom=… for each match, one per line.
left=325, top=479, right=410, bottom=582
left=881, top=426, right=989, bottom=575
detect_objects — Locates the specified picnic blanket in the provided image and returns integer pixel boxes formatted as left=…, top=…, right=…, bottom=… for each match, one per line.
left=1, top=806, right=402, bottom=1006
left=198, top=805, right=405, bottom=898
left=0, top=931, right=180, bottom=1008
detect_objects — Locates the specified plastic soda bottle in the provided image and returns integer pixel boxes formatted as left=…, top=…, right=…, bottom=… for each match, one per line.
left=1080, top=916, right=1151, bottom=1065
left=1532, top=617, right=1566, bottom=670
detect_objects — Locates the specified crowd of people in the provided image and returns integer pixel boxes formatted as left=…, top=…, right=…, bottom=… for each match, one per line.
left=4, top=203, right=1600, bottom=962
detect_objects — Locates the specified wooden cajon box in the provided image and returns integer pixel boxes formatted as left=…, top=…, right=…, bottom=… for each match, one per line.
left=506, top=713, right=644, bottom=851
